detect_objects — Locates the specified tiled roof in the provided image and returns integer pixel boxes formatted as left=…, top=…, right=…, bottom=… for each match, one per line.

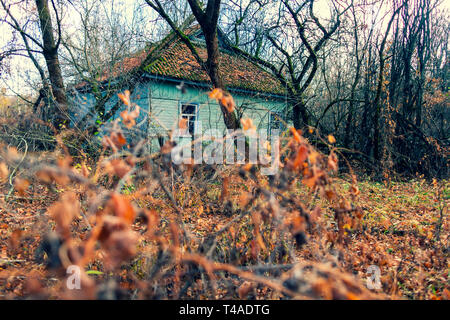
left=84, top=25, right=285, bottom=95
left=144, top=41, right=285, bottom=95
left=75, top=25, right=285, bottom=96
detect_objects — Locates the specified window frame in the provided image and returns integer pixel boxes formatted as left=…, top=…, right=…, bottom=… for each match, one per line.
left=178, top=101, right=199, bottom=137
left=268, top=111, right=284, bottom=136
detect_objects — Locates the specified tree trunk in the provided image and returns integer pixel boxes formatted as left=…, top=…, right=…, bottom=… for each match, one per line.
left=292, top=96, right=308, bottom=129
left=344, top=74, right=361, bottom=148
left=204, top=26, right=239, bottom=130
left=35, top=0, right=68, bottom=130
left=372, top=4, right=403, bottom=161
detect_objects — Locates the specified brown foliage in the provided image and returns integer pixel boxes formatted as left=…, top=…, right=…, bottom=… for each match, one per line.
left=0, top=91, right=447, bottom=301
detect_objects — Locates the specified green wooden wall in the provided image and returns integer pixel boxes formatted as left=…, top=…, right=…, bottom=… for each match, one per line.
left=71, top=79, right=287, bottom=151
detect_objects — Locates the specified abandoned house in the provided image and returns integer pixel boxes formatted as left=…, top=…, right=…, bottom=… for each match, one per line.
left=69, top=25, right=288, bottom=150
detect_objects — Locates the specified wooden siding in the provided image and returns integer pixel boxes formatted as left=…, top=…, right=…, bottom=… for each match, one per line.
left=70, top=80, right=287, bottom=151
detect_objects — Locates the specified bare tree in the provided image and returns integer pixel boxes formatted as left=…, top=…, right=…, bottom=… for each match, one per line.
left=227, top=0, right=349, bottom=129
left=1, top=0, right=68, bottom=130
left=145, top=0, right=240, bottom=130
left=60, top=0, right=158, bottom=131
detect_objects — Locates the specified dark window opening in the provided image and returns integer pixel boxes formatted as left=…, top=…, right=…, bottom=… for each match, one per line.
left=180, top=103, right=197, bottom=135
left=270, top=112, right=284, bottom=135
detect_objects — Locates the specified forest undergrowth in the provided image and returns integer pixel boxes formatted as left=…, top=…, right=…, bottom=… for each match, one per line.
left=0, top=90, right=447, bottom=300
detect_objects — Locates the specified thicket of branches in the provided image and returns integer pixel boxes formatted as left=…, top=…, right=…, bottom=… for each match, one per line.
left=216, top=0, right=448, bottom=178
left=0, top=89, right=447, bottom=299
left=0, top=90, right=391, bottom=299
left=1, top=0, right=448, bottom=179
left=0, top=1, right=448, bottom=300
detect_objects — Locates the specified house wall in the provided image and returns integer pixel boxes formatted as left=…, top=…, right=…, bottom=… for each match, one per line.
left=70, top=79, right=287, bottom=151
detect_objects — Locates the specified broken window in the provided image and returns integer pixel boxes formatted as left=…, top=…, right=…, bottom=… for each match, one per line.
left=179, top=103, right=198, bottom=136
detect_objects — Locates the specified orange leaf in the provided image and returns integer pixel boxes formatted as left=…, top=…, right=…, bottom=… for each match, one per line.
left=110, top=193, right=136, bottom=224
left=346, top=292, right=360, bottom=300
left=208, top=88, right=235, bottom=112
left=328, top=134, right=336, bottom=144
left=207, top=88, right=223, bottom=100
left=121, top=108, right=139, bottom=128
left=291, top=145, right=308, bottom=170
left=14, top=178, right=30, bottom=196
left=118, top=90, right=131, bottom=106
left=240, top=118, right=256, bottom=132
left=302, top=170, right=324, bottom=188
left=0, top=162, right=8, bottom=181
left=308, top=151, right=320, bottom=165
left=178, top=118, right=188, bottom=130
left=327, top=152, right=338, bottom=172
left=48, top=191, right=80, bottom=236
left=111, top=131, right=127, bottom=148
left=350, top=185, right=360, bottom=196
left=290, top=127, right=302, bottom=142
left=104, top=158, right=131, bottom=178
left=220, top=94, right=235, bottom=113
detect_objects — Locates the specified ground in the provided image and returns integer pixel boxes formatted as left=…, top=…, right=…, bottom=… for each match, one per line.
left=0, top=167, right=448, bottom=299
